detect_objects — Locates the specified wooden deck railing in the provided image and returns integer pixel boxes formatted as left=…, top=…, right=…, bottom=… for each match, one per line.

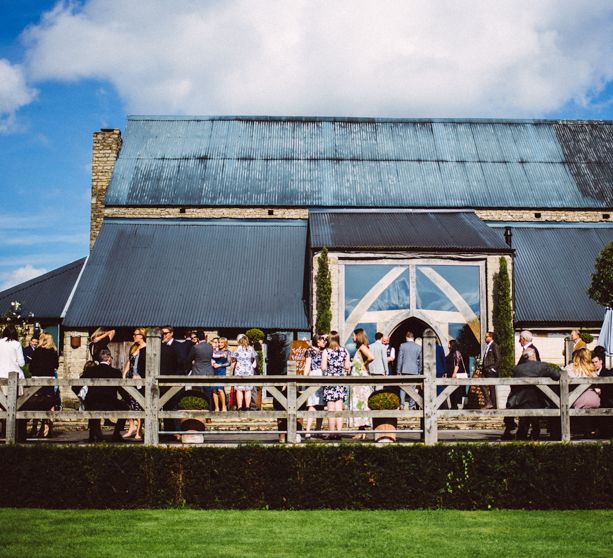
left=1, top=329, right=611, bottom=444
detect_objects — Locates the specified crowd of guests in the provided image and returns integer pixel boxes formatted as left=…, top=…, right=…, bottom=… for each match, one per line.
left=0, top=325, right=61, bottom=440
left=502, top=330, right=612, bottom=440
left=80, top=326, right=261, bottom=441
left=1, top=322, right=611, bottom=443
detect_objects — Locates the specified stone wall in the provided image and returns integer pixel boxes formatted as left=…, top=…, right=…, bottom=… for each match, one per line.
left=61, top=330, right=89, bottom=403
left=104, top=207, right=308, bottom=220
left=475, top=209, right=610, bottom=222
left=91, top=129, right=122, bottom=248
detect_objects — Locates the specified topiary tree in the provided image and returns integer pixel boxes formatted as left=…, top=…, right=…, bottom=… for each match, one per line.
left=315, top=247, right=332, bottom=334
left=588, top=240, right=613, bottom=308
left=492, top=257, right=514, bottom=377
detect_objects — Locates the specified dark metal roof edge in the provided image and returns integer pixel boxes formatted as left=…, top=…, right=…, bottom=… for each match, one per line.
left=515, top=320, right=604, bottom=328
left=0, top=257, right=87, bottom=299
left=310, top=244, right=512, bottom=253
left=127, top=115, right=613, bottom=125
left=308, top=208, right=476, bottom=214
left=487, top=221, right=613, bottom=229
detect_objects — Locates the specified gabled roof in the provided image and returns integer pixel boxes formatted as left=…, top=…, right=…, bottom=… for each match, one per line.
left=489, top=223, right=613, bottom=326
left=310, top=210, right=511, bottom=252
left=106, top=116, right=613, bottom=209
left=63, top=219, right=309, bottom=330
left=0, top=258, right=86, bottom=320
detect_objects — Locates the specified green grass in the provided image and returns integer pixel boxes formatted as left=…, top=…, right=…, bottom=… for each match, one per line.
left=0, top=509, right=611, bottom=557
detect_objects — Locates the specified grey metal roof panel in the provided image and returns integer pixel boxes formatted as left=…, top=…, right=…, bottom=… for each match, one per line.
left=105, top=117, right=613, bottom=209
left=490, top=225, right=613, bottom=325
left=0, top=258, right=86, bottom=320
left=310, top=210, right=511, bottom=252
left=62, top=220, right=309, bottom=330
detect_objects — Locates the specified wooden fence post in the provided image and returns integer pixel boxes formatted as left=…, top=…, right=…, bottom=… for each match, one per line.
left=422, top=328, right=437, bottom=445
left=564, top=337, right=574, bottom=367
left=145, top=329, right=161, bottom=446
left=559, top=368, right=570, bottom=442
left=286, top=368, right=298, bottom=443
left=5, top=372, right=18, bottom=444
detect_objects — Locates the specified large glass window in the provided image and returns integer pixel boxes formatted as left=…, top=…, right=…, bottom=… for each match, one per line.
left=342, top=261, right=483, bottom=351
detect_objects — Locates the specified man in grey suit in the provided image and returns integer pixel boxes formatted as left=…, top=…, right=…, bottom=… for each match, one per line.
left=370, top=332, right=389, bottom=388
left=396, top=330, right=422, bottom=409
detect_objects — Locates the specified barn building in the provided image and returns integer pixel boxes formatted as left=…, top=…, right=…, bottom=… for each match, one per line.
left=1, top=116, right=612, bottom=377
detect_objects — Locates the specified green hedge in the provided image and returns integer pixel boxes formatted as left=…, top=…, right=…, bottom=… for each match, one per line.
left=0, top=444, right=611, bottom=509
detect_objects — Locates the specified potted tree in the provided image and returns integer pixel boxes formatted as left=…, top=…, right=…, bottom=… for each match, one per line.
left=368, top=390, right=400, bottom=443
left=177, top=390, right=209, bottom=444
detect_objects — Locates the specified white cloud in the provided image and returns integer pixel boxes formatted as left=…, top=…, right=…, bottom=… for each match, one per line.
left=0, top=265, right=48, bottom=290
left=21, top=0, right=613, bottom=117
left=0, top=58, right=37, bottom=132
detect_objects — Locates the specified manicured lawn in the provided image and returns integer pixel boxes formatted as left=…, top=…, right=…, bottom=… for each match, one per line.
left=0, top=509, right=611, bottom=557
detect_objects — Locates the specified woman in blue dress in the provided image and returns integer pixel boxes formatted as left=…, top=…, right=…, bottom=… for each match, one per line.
left=211, top=337, right=231, bottom=412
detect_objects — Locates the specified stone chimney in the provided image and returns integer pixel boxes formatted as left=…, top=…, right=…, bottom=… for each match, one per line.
left=90, top=129, right=122, bottom=249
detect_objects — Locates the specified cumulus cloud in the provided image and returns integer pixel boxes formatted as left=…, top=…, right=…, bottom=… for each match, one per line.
left=0, top=265, right=47, bottom=290
left=19, top=0, right=613, bottom=117
left=0, top=59, right=36, bottom=132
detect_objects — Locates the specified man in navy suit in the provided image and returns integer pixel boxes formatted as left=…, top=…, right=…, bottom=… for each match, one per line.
left=396, top=331, right=422, bottom=409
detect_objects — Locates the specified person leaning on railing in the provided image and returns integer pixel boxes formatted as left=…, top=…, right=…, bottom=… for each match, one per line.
left=80, top=348, right=128, bottom=443
left=592, top=347, right=612, bottom=437
left=565, top=347, right=600, bottom=437
left=502, top=347, right=560, bottom=441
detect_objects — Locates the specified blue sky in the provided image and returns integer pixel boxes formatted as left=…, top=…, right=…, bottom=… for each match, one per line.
left=0, top=0, right=612, bottom=291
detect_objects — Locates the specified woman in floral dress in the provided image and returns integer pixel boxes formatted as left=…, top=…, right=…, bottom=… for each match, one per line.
left=349, top=328, right=374, bottom=440
left=233, top=334, right=257, bottom=411
left=321, top=331, right=351, bottom=440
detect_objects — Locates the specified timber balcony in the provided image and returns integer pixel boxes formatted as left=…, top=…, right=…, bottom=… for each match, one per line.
left=1, top=330, right=612, bottom=445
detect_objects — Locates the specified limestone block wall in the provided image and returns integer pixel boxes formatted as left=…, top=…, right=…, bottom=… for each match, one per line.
left=61, top=330, right=89, bottom=403
left=91, top=129, right=122, bottom=248
left=475, top=209, right=610, bottom=222
left=104, top=207, right=308, bottom=220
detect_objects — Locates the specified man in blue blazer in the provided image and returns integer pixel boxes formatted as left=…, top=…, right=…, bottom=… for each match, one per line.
left=396, top=331, right=422, bottom=409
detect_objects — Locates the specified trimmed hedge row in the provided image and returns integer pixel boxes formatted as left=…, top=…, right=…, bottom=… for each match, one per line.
left=0, top=444, right=611, bottom=509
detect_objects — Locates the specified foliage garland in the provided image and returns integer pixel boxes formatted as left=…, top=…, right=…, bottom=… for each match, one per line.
left=315, top=247, right=332, bottom=334
left=492, top=257, right=514, bottom=377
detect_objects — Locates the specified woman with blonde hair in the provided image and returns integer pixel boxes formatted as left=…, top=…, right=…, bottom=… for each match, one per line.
left=122, top=328, right=147, bottom=440
left=566, top=348, right=600, bottom=409
left=233, top=334, right=257, bottom=411
left=28, top=331, right=60, bottom=438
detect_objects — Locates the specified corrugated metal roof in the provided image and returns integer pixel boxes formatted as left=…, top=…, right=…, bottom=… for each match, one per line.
left=62, top=219, right=309, bottom=330
left=0, top=258, right=86, bottom=320
left=310, top=210, right=511, bottom=252
left=105, top=116, right=613, bottom=208
left=490, top=224, right=613, bottom=325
